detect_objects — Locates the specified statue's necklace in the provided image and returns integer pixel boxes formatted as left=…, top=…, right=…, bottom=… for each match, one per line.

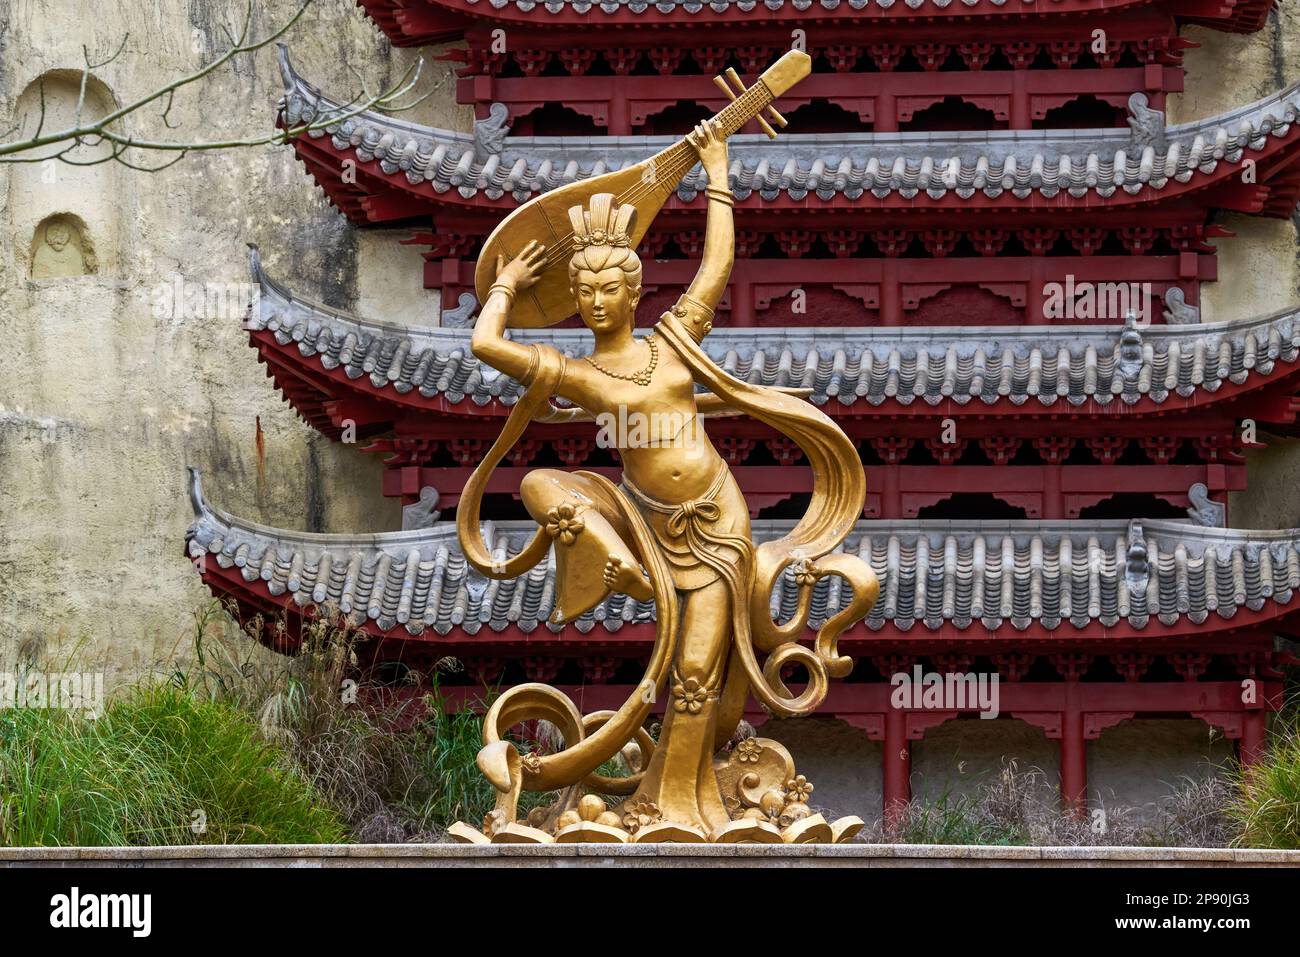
left=584, top=335, right=658, bottom=387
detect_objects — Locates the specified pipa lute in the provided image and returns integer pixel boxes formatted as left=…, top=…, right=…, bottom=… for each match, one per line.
left=473, top=50, right=812, bottom=329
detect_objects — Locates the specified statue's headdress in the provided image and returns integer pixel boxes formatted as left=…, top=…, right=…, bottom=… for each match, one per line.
left=567, top=193, right=636, bottom=250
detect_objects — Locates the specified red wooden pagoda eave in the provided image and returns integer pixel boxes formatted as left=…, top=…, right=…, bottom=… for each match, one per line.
left=198, top=558, right=1300, bottom=657
left=356, top=0, right=1270, bottom=46
left=249, top=324, right=1300, bottom=432
left=285, top=122, right=1300, bottom=230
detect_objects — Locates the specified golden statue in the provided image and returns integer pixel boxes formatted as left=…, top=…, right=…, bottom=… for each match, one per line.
left=450, top=52, right=880, bottom=845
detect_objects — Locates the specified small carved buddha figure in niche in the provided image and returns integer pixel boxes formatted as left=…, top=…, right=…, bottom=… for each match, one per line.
left=31, top=218, right=94, bottom=278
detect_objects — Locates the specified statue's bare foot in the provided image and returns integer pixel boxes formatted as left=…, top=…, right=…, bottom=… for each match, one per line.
left=603, top=555, right=653, bottom=601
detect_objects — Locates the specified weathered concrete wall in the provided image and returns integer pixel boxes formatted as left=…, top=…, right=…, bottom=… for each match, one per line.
left=1181, top=12, right=1300, bottom=524
left=1088, top=720, right=1234, bottom=815
left=761, top=716, right=1232, bottom=822
left=0, top=0, right=469, bottom=684
left=911, top=718, right=1058, bottom=803
left=760, top=717, right=883, bottom=820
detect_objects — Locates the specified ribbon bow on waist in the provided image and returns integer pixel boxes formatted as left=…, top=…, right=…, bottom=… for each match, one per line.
left=666, top=499, right=722, bottom=538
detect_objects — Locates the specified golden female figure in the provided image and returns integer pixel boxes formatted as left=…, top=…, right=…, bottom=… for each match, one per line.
left=456, top=120, right=878, bottom=843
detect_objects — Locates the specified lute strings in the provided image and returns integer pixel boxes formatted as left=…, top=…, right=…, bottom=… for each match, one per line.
left=534, top=79, right=773, bottom=272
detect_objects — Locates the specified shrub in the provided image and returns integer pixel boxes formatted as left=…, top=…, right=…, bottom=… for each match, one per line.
left=1227, top=716, right=1300, bottom=849
left=1146, top=774, right=1234, bottom=848
left=0, top=683, right=346, bottom=846
left=177, top=601, right=556, bottom=840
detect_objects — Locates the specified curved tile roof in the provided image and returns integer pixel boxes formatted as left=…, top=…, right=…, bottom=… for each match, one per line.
left=457, top=0, right=1123, bottom=14
left=368, top=0, right=1268, bottom=26
left=187, top=468, right=1300, bottom=636
left=279, top=46, right=1300, bottom=204
left=247, top=246, right=1300, bottom=412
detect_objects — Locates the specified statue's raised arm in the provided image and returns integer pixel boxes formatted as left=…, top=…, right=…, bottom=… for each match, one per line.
left=469, top=240, right=548, bottom=382
left=671, top=119, right=733, bottom=343
left=471, top=49, right=812, bottom=330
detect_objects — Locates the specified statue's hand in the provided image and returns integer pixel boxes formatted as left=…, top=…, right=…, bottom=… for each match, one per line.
left=494, top=240, right=547, bottom=293
left=687, top=119, right=728, bottom=179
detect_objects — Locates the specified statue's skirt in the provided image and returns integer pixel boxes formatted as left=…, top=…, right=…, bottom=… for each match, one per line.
left=619, top=462, right=752, bottom=593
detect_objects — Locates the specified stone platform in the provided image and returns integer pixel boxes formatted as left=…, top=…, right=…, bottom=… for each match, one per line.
left=3, top=844, right=1296, bottom=868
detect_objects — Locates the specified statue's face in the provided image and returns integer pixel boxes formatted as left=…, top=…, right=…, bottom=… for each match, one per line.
left=573, top=267, right=638, bottom=334
left=46, top=224, right=70, bottom=250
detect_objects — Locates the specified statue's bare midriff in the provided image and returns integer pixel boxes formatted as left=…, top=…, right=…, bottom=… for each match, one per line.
left=559, top=343, right=725, bottom=503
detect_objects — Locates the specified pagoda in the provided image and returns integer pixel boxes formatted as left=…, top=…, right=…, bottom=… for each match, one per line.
left=189, top=0, right=1299, bottom=816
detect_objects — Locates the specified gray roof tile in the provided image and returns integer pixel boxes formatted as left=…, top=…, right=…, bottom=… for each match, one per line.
left=247, top=245, right=1300, bottom=411
left=187, top=468, right=1300, bottom=636
left=388, top=0, right=1261, bottom=24
left=278, top=45, right=1300, bottom=203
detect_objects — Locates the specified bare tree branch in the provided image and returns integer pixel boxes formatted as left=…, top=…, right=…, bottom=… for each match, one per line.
left=0, top=0, right=431, bottom=170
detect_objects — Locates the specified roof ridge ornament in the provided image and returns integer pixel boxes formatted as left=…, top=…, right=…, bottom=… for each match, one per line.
left=472, top=102, right=511, bottom=163
left=187, top=466, right=210, bottom=521
left=1187, top=483, right=1226, bottom=528
left=441, top=291, right=478, bottom=328
left=274, top=42, right=297, bottom=99
left=1127, top=92, right=1167, bottom=151
left=246, top=242, right=264, bottom=282
left=1125, top=520, right=1150, bottom=604
left=1163, top=286, right=1201, bottom=325
left=1118, top=312, right=1145, bottom=382
left=403, top=487, right=442, bottom=530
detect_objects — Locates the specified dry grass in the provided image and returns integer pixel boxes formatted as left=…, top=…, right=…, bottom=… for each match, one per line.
left=178, top=601, right=556, bottom=840
left=7, top=599, right=1294, bottom=847
left=859, top=760, right=1236, bottom=847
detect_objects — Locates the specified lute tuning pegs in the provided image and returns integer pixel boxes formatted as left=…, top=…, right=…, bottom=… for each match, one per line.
left=712, top=68, right=788, bottom=140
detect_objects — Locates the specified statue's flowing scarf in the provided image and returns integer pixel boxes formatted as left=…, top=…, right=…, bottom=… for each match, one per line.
left=456, top=314, right=878, bottom=795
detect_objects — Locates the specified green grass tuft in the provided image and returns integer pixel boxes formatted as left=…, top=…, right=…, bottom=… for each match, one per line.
left=2, top=599, right=1295, bottom=848
left=1227, top=715, right=1300, bottom=849
left=0, top=683, right=347, bottom=846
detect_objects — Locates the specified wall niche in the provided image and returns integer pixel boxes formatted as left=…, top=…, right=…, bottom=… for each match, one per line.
left=10, top=70, right=122, bottom=279
left=30, top=214, right=97, bottom=279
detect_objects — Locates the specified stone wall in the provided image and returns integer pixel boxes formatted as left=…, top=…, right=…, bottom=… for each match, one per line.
left=0, top=0, right=468, bottom=683
left=1182, top=11, right=1300, bottom=525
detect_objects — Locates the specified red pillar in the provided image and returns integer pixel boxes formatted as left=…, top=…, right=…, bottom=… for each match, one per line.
left=608, top=87, right=630, bottom=136
left=881, top=260, right=901, bottom=326
left=881, top=465, right=902, bottom=519
left=1043, top=464, right=1063, bottom=520
left=1060, top=700, right=1087, bottom=815
left=731, top=277, right=754, bottom=326
left=1029, top=258, right=1050, bottom=324
left=883, top=706, right=910, bottom=825
left=1011, top=71, right=1030, bottom=130
left=876, top=93, right=897, bottom=133
left=1241, top=711, right=1267, bottom=767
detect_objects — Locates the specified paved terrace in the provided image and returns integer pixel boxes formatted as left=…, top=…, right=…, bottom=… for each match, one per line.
left=4, top=844, right=1297, bottom=867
